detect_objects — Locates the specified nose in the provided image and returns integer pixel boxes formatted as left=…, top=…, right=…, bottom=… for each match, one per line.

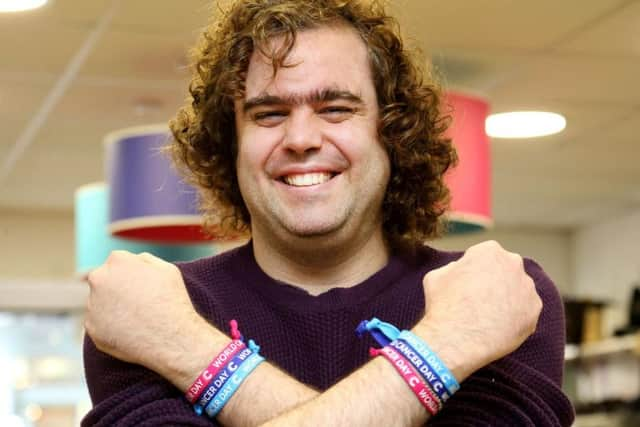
left=281, top=108, right=322, bottom=154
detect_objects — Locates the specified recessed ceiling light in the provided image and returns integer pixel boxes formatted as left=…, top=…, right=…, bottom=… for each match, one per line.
left=0, top=0, right=47, bottom=12
left=485, top=111, right=566, bottom=139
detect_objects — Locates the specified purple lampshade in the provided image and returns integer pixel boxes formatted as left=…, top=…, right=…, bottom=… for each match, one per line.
left=105, top=125, right=212, bottom=243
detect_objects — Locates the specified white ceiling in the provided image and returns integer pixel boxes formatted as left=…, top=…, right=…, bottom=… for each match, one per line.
left=1, top=0, right=639, bottom=229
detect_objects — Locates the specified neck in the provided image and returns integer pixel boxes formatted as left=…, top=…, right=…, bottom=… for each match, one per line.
left=251, top=227, right=390, bottom=296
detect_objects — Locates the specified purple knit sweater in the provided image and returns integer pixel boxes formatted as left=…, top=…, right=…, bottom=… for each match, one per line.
left=83, top=243, right=575, bottom=426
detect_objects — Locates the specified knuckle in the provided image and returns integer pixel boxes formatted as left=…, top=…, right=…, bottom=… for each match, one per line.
left=422, top=271, right=433, bottom=287
left=140, top=251, right=160, bottom=262
left=424, top=265, right=445, bottom=284
left=503, top=251, right=523, bottom=269
left=106, top=250, right=122, bottom=264
left=524, top=276, right=536, bottom=291
left=535, top=295, right=543, bottom=313
left=86, top=270, right=97, bottom=286
left=168, top=262, right=181, bottom=275
left=509, top=252, right=523, bottom=264
left=484, top=240, right=502, bottom=250
left=107, top=249, right=133, bottom=263
left=86, top=267, right=102, bottom=287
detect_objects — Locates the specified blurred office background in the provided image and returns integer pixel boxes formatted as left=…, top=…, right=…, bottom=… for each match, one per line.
left=1, top=0, right=640, bottom=425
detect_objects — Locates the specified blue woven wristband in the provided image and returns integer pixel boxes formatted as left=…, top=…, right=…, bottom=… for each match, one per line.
left=398, top=330, right=460, bottom=394
left=389, top=339, right=450, bottom=405
left=356, top=318, right=460, bottom=396
left=193, top=346, right=253, bottom=415
left=204, top=350, right=265, bottom=418
left=355, top=317, right=400, bottom=346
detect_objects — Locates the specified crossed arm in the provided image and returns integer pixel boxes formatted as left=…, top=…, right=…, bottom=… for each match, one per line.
left=83, top=241, right=565, bottom=426
left=83, top=299, right=471, bottom=426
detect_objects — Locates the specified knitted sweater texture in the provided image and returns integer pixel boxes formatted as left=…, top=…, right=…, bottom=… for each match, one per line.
left=83, top=243, right=575, bottom=426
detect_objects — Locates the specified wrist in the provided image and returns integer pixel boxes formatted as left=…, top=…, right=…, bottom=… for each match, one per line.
left=157, top=315, right=230, bottom=391
left=411, top=320, right=476, bottom=383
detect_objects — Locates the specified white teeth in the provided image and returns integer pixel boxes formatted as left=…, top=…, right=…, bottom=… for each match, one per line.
left=283, top=172, right=333, bottom=187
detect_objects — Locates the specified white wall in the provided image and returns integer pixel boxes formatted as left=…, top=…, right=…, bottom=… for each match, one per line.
left=431, top=227, right=573, bottom=295
left=7, top=204, right=639, bottom=334
left=0, top=210, right=74, bottom=279
left=0, top=210, right=246, bottom=310
left=572, top=208, right=640, bottom=334
left=0, top=210, right=83, bottom=311
left=1, top=210, right=575, bottom=309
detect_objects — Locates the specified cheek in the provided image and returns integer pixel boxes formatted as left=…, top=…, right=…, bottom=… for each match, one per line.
left=330, top=124, right=387, bottom=170
left=236, top=132, right=264, bottom=173
left=358, top=136, right=391, bottom=188
left=239, top=127, right=283, bottom=171
left=369, top=147, right=391, bottom=187
left=235, top=138, right=259, bottom=194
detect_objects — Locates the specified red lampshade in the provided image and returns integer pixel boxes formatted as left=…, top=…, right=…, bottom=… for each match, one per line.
left=444, top=92, right=492, bottom=233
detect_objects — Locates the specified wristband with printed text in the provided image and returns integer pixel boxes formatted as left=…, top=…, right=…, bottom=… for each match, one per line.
left=355, top=317, right=400, bottom=347
left=356, top=318, right=460, bottom=395
left=389, top=339, right=449, bottom=405
left=194, top=347, right=253, bottom=415
left=371, top=345, right=440, bottom=416
left=398, top=330, right=460, bottom=394
left=204, top=350, right=265, bottom=418
left=186, top=339, right=246, bottom=404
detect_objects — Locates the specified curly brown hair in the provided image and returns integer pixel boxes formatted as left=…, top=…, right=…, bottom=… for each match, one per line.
left=169, top=0, right=457, bottom=247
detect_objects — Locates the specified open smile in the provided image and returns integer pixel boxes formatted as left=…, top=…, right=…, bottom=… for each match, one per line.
left=279, top=172, right=340, bottom=187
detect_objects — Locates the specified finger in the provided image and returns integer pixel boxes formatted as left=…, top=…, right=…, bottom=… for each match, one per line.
left=138, top=251, right=170, bottom=266
left=107, top=249, right=133, bottom=261
left=86, top=264, right=106, bottom=289
left=505, top=251, right=525, bottom=273
left=139, top=252, right=176, bottom=271
left=422, top=262, right=448, bottom=286
left=470, top=240, right=503, bottom=253
left=138, top=252, right=156, bottom=263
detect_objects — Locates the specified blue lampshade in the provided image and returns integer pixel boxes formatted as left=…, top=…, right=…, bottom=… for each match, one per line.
left=74, top=182, right=215, bottom=278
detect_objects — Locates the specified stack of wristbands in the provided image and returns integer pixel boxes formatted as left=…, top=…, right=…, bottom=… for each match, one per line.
left=185, top=320, right=265, bottom=418
left=356, top=318, right=460, bottom=416
left=185, top=318, right=458, bottom=419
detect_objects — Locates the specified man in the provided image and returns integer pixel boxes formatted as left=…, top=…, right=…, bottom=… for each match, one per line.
left=82, top=0, right=574, bottom=425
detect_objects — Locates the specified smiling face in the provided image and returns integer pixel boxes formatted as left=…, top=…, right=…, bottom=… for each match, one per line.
left=234, top=24, right=390, bottom=255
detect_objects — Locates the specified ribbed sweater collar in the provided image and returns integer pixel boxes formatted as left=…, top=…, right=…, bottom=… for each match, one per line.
left=229, top=241, right=412, bottom=312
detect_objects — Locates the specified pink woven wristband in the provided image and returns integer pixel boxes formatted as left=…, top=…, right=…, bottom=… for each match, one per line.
left=371, top=346, right=441, bottom=416
left=185, top=320, right=246, bottom=404
left=185, top=339, right=246, bottom=403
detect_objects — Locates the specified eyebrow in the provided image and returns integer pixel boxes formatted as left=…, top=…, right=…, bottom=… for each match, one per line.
left=243, top=88, right=364, bottom=113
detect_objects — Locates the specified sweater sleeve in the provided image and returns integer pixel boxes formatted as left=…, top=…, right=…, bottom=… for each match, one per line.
left=427, top=259, right=575, bottom=427
left=81, top=335, right=217, bottom=427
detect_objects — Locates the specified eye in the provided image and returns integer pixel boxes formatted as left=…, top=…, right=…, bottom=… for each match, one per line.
left=253, top=110, right=288, bottom=127
left=324, top=107, right=351, bottom=113
left=319, top=106, right=355, bottom=122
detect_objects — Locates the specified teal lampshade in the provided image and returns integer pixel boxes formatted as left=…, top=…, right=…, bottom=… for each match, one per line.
left=74, top=182, right=215, bottom=277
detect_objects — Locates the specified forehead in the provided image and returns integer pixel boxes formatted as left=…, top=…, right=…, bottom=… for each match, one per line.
left=243, top=25, right=375, bottom=99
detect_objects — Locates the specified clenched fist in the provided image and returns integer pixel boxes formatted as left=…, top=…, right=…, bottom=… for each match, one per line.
left=85, top=250, right=212, bottom=376
left=414, top=240, right=543, bottom=381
